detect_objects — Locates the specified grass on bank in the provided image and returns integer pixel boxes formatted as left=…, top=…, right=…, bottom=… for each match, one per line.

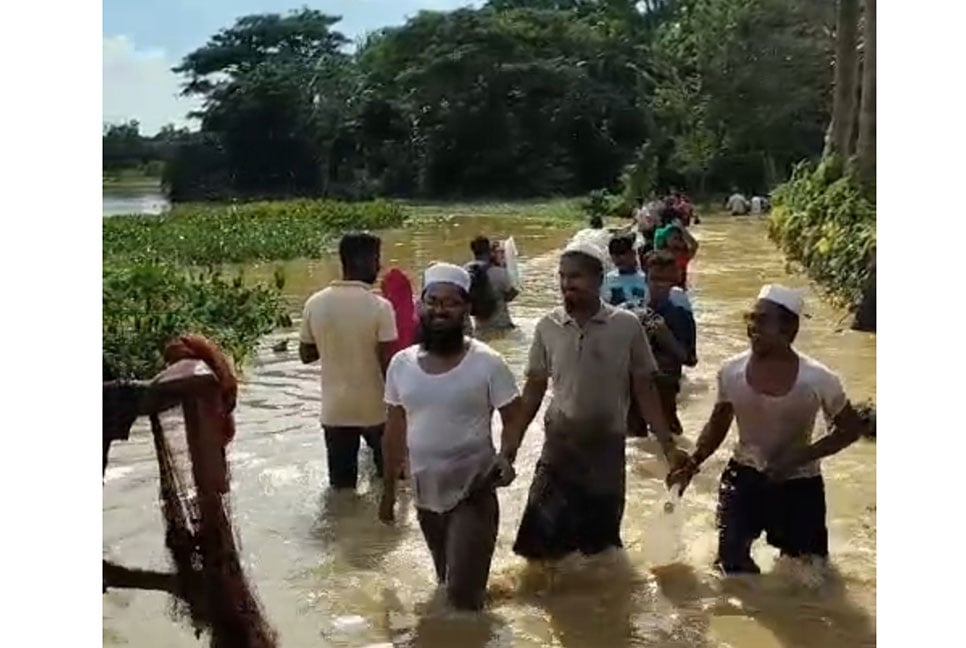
left=769, top=158, right=875, bottom=310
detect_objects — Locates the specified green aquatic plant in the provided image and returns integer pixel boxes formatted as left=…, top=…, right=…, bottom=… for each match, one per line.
left=769, top=158, right=875, bottom=311
left=103, top=199, right=409, bottom=265
left=103, top=262, right=289, bottom=380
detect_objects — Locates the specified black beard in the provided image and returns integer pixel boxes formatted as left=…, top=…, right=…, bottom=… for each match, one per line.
left=417, top=318, right=465, bottom=356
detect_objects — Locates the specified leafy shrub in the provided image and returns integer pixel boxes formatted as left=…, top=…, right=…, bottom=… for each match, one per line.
left=103, top=263, right=290, bottom=380
left=769, top=157, right=876, bottom=310
left=580, top=189, right=621, bottom=220
left=103, top=199, right=408, bottom=265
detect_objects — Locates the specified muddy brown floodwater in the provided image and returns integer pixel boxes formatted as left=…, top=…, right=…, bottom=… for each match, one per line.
left=103, top=213, right=875, bottom=648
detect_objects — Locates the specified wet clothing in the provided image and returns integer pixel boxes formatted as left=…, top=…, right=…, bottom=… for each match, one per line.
left=300, top=280, right=398, bottom=427
left=602, top=270, right=648, bottom=307
left=323, top=425, right=384, bottom=489
left=384, top=339, right=518, bottom=513
left=713, top=350, right=846, bottom=572
left=717, top=350, right=847, bottom=479
left=514, top=302, right=658, bottom=558
left=513, top=461, right=625, bottom=560
left=716, top=460, right=829, bottom=574
left=417, top=487, right=499, bottom=610
left=385, top=339, right=517, bottom=609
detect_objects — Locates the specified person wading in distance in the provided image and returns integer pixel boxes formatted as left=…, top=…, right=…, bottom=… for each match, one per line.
left=379, top=262, right=521, bottom=611
left=668, top=285, right=866, bottom=574
left=502, top=239, right=690, bottom=563
left=299, top=233, right=398, bottom=491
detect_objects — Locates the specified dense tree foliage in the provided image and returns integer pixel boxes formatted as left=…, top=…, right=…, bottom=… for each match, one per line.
left=162, top=1, right=837, bottom=202
left=103, top=121, right=191, bottom=175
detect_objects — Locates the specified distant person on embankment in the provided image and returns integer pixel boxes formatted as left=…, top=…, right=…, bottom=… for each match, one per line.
left=667, top=285, right=866, bottom=575
left=502, top=239, right=689, bottom=562
left=300, top=233, right=398, bottom=491
left=465, top=235, right=518, bottom=331
left=379, top=262, right=520, bottom=611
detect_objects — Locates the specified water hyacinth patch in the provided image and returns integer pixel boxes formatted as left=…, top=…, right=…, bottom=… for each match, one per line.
left=103, top=199, right=409, bottom=265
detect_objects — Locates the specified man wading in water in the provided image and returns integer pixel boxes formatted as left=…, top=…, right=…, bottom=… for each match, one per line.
left=300, top=233, right=398, bottom=491
left=668, top=285, right=865, bottom=574
left=505, top=240, right=690, bottom=562
left=379, top=262, right=520, bottom=610
left=466, top=235, right=518, bottom=331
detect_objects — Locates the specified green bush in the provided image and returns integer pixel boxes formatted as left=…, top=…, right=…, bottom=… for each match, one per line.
left=103, top=199, right=409, bottom=265
left=103, top=262, right=290, bottom=380
left=769, top=158, right=876, bottom=309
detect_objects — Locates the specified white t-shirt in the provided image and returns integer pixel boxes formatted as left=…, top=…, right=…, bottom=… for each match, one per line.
left=750, top=196, right=764, bottom=214
left=384, top=339, right=520, bottom=512
left=717, top=350, right=848, bottom=479
left=300, top=281, right=398, bottom=427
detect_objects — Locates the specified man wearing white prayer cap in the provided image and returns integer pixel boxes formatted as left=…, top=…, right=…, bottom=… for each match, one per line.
left=669, top=284, right=867, bottom=575
left=379, top=261, right=521, bottom=611
left=499, top=241, right=690, bottom=562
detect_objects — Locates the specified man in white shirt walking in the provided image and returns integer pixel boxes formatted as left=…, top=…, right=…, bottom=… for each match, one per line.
left=300, top=233, right=398, bottom=491
left=668, top=285, right=866, bottom=574
left=379, top=262, right=520, bottom=611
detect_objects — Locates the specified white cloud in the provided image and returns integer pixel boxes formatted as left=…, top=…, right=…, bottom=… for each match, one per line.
left=102, top=35, right=201, bottom=135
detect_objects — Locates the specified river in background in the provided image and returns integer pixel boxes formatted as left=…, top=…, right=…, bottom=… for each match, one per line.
left=103, top=213, right=876, bottom=647
left=103, top=186, right=169, bottom=217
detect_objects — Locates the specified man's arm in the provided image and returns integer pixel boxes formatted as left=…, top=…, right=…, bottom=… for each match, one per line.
left=631, top=371, right=676, bottom=452
left=679, top=226, right=699, bottom=255
left=692, top=402, right=735, bottom=467
left=381, top=405, right=407, bottom=498
left=771, top=402, right=864, bottom=476
left=500, top=327, right=550, bottom=460
left=298, top=304, right=319, bottom=364
left=497, top=397, right=524, bottom=462
left=299, top=343, right=319, bottom=364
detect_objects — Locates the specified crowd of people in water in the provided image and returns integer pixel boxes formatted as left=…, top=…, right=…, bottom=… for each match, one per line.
left=294, top=191, right=866, bottom=612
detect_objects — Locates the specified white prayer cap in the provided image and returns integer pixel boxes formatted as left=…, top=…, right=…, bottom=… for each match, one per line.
left=423, top=262, right=471, bottom=292
left=758, top=284, right=804, bottom=316
left=563, top=238, right=609, bottom=268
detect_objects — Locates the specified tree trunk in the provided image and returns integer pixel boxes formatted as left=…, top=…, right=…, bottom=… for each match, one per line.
left=824, top=0, right=861, bottom=159
left=856, top=0, right=876, bottom=190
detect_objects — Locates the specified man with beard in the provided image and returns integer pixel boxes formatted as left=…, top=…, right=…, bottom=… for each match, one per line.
left=506, top=240, right=691, bottom=562
left=379, top=262, right=520, bottom=610
left=668, top=285, right=866, bottom=574
left=300, top=233, right=398, bottom=491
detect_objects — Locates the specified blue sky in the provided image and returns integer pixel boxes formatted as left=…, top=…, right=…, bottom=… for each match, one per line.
left=103, top=0, right=480, bottom=134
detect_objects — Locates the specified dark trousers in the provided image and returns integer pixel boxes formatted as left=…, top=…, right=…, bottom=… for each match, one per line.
left=627, top=375, right=682, bottom=437
left=416, top=488, right=499, bottom=610
left=716, top=460, right=829, bottom=574
left=323, top=425, right=384, bottom=489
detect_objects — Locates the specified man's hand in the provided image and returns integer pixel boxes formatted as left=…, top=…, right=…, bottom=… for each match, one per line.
left=378, top=487, right=396, bottom=524
left=667, top=453, right=700, bottom=493
left=488, top=453, right=516, bottom=488
left=663, top=445, right=691, bottom=476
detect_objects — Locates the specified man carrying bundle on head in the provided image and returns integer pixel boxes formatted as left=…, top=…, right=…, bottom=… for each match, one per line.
left=379, top=262, right=521, bottom=611
left=668, top=285, right=866, bottom=575
left=503, top=239, right=690, bottom=562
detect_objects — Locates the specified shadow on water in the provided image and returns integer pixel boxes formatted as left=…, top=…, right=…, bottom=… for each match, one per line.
left=309, top=481, right=412, bottom=572
left=712, top=567, right=876, bottom=648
